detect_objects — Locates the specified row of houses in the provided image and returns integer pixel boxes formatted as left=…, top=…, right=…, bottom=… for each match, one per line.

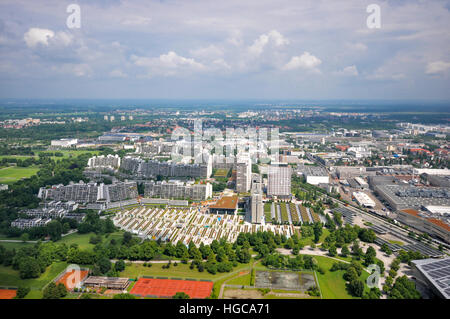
left=113, top=206, right=293, bottom=247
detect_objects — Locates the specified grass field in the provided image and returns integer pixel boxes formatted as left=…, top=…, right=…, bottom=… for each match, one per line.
left=58, top=231, right=125, bottom=250
left=0, top=166, right=40, bottom=184
left=226, top=272, right=251, bottom=286
left=121, top=262, right=249, bottom=281
left=0, top=150, right=100, bottom=163
left=213, top=169, right=228, bottom=177
left=298, top=228, right=330, bottom=246
left=313, top=255, right=369, bottom=299
left=0, top=261, right=68, bottom=290
left=0, top=241, right=36, bottom=250
left=264, top=203, right=272, bottom=221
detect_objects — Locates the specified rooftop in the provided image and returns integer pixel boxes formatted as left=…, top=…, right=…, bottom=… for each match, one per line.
left=209, top=195, right=239, bottom=210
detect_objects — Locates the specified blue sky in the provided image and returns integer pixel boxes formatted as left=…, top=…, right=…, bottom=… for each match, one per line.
left=0, top=0, right=449, bottom=100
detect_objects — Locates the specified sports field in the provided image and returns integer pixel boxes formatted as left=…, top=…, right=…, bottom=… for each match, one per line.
left=131, top=278, right=213, bottom=299
left=0, top=166, right=39, bottom=184
left=56, top=269, right=89, bottom=290
left=0, top=289, right=17, bottom=299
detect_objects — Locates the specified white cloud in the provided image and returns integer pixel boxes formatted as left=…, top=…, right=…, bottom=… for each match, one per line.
left=121, top=16, right=152, bottom=26
left=346, top=42, right=367, bottom=51
left=282, top=52, right=322, bottom=71
left=132, top=51, right=205, bottom=76
left=189, top=45, right=223, bottom=59
left=24, top=28, right=73, bottom=48
left=425, top=61, right=450, bottom=75
left=24, top=28, right=54, bottom=47
left=335, top=65, right=359, bottom=76
left=248, top=30, right=289, bottom=56
left=109, top=69, right=127, bottom=78
left=51, top=63, right=92, bottom=77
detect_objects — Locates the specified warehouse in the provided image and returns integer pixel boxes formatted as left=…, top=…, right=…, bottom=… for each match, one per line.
left=299, top=166, right=329, bottom=185
left=411, top=258, right=450, bottom=299
left=353, top=192, right=376, bottom=208
left=374, top=184, right=450, bottom=211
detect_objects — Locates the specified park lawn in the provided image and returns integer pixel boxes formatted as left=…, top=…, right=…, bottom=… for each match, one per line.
left=0, top=155, right=35, bottom=160
left=0, top=261, right=68, bottom=290
left=0, top=166, right=40, bottom=184
left=24, top=290, right=43, bottom=299
left=37, top=149, right=100, bottom=160
left=0, top=241, right=36, bottom=251
left=226, top=272, right=251, bottom=286
left=120, top=261, right=249, bottom=282
left=298, top=228, right=330, bottom=247
left=264, top=203, right=272, bottom=221
left=58, top=231, right=125, bottom=249
left=313, top=255, right=369, bottom=299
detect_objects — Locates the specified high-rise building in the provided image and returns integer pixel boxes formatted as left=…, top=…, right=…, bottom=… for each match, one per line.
left=236, top=157, right=251, bottom=193
left=250, top=174, right=263, bottom=223
left=267, top=163, right=291, bottom=198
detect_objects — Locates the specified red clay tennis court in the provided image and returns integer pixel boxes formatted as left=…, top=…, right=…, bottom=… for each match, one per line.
left=131, top=278, right=213, bottom=299
left=0, top=289, right=17, bottom=299
left=56, top=269, right=89, bottom=290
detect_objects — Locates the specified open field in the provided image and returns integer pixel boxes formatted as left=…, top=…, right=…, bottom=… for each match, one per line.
left=0, top=261, right=68, bottom=290
left=0, top=241, right=36, bottom=250
left=57, top=231, right=125, bottom=250
left=313, top=255, right=369, bottom=299
left=298, top=228, right=330, bottom=246
left=0, top=166, right=40, bottom=184
left=120, top=262, right=249, bottom=281
left=264, top=203, right=272, bottom=221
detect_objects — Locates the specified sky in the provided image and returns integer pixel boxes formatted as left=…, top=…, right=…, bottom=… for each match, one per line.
left=0, top=0, right=449, bottom=100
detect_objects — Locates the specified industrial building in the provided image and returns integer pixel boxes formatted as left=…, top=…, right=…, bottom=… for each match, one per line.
left=411, top=258, right=450, bottom=299
left=353, top=192, right=376, bottom=208
left=374, top=184, right=450, bottom=211
left=299, top=165, right=329, bottom=185
left=396, top=209, right=450, bottom=243
left=50, top=138, right=78, bottom=148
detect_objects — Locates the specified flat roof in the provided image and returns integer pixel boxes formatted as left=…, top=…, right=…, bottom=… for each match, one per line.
left=412, top=257, right=450, bottom=299
left=209, top=195, right=238, bottom=210
left=428, top=218, right=450, bottom=232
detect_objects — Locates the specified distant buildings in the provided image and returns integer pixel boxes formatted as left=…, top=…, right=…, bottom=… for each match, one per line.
left=38, top=181, right=138, bottom=204
left=299, top=165, right=329, bottom=185
left=267, top=163, right=291, bottom=198
left=353, top=192, right=376, bottom=208
left=121, top=156, right=212, bottom=179
left=144, top=180, right=212, bottom=200
left=50, top=138, right=78, bottom=148
left=88, top=154, right=121, bottom=169
left=347, top=146, right=371, bottom=158
left=374, top=184, right=450, bottom=211
left=11, top=217, right=51, bottom=229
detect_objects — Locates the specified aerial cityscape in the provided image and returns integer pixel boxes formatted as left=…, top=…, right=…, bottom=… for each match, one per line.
left=0, top=0, right=449, bottom=308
